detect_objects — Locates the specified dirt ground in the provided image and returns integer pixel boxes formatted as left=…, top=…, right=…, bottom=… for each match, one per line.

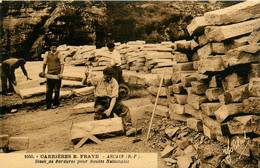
left=1, top=87, right=167, bottom=167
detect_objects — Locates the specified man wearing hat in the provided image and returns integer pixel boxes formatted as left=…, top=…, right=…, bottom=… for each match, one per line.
left=106, top=41, right=124, bottom=84
left=40, top=42, right=64, bottom=109
left=82, top=67, right=134, bottom=135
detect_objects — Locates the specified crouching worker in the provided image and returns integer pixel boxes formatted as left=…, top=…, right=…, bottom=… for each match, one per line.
left=82, top=67, right=136, bottom=136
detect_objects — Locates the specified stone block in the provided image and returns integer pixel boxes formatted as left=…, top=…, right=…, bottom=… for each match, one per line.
left=190, top=40, right=199, bottom=51
left=165, top=86, right=173, bottom=97
left=190, top=81, right=208, bottom=95
left=161, top=145, right=175, bottom=158
left=197, top=43, right=212, bottom=59
left=212, top=42, right=227, bottom=54
left=203, top=124, right=216, bottom=139
left=171, top=71, right=195, bottom=84
left=13, top=79, right=45, bottom=94
left=204, top=1, right=260, bottom=25
left=169, top=103, right=185, bottom=115
left=248, top=29, right=260, bottom=44
left=167, top=95, right=175, bottom=104
left=249, top=78, right=260, bottom=97
left=157, top=74, right=173, bottom=87
left=184, top=104, right=201, bottom=120
left=209, top=75, right=222, bottom=88
left=145, top=76, right=159, bottom=86
left=61, top=80, right=83, bottom=87
left=222, top=43, right=260, bottom=67
left=195, top=73, right=209, bottom=83
left=71, top=117, right=124, bottom=142
left=0, top=135, right=8, bottom=148
left=71, top=102, right=95, bottom=114
left=205, top=88, right=224, bottom=101
left=187, top=94, right=207, bottom=110
left=219, top=84, right=249, bottom=104
left=174, top=94, right=187, bottom=105
left=226, top=115, right=260, bottom=135
left=248, top=64, right=259, bottom=80
left=72, top=86, right=94, bottom=96
left=9, top=137, right=29, bottom=151
left=192, top=52, right=199, bottom=61
left=193, top=61, right=199, bottom=70
left=200, top=113, right=223, bottom=136
left=231, top=36, right=249, bottom=49
left=19, top=85, right=46, bottom=99
left=181, top=75, right=197, bottom=87
left=175, top=40, right=191, bottom=51
left=123, top=74, right=129, bottom=83
left=198, top=34, right=208, bottom=47
left=58, top=91, right=73, bottom=99
left=150, top=95, right=169, bottom=107
left=128, top=75, right=138, bottom=84
left=154, top=62, right=173, bottom=68
left=222, top=73, right=244, bottom=91
left=205, top=18, right=260, bottom=42
left=201, top=103, right=221, bottom=117
left=174, top=52, right=188, bottom=63
left=214, top=103, right=244, bottom=123
left=187, top=16, right=209, bottom=36
left=243, top=97, right=260, bottom=114
left=151, top=67, right=173, bottom=74
left=172, top=62, right=194, bottom=72
left=136, top=77, right=146, bottom=85
left=169, top=109, right=193, bottom=122
left=187, top=118, right=203, bottom=132
left=172, top=83, right=184, bottom=94
left=148, top=86, right=167, bottom=97
left=198, top=55, right=225, bottom=74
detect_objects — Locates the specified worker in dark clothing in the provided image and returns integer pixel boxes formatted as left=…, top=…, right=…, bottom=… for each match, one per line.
left=1, top=58, right=31, bottom=95
left=39, top=43, right=64, bottom=109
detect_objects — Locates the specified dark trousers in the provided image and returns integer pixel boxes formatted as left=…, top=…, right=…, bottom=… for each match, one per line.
left=46, top=78, right=61, bottom=108
left=0, top=67, right=13, bottom=94
left=112, top=65, right=124, bottom=84
left=94, top=97, right=132, bottom=130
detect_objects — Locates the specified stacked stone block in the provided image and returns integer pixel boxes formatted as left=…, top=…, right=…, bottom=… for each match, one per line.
left=161, top=1, right=260, bottom=160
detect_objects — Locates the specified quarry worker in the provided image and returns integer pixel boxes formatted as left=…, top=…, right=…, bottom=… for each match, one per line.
left=106, top=41, right=124, bottom=84
left=39, top=43, right=64, bottom=109
left=1, top=58, right=31, bottom=95
left=82, top=66, right=136, bottom=136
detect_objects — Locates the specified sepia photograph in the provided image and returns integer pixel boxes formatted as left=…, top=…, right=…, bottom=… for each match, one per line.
left=0, top=0, right=259, bottom=167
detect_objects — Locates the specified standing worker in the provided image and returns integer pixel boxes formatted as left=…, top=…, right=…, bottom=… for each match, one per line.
left=1, top=58, right=31, bottom=95
left=82, top=67, right=137, bottom=136
left=39, top=43, right=64, bottom=110
left=106, top=41, right=124, bottom=84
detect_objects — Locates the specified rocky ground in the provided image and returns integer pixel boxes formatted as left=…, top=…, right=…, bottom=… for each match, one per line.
left=1, top=86, right=258, bottom=168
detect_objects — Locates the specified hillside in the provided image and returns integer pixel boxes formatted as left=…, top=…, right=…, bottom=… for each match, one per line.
left=0, top=1, right=237, bottom=61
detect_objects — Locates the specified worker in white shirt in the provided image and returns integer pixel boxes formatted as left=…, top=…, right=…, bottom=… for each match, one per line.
left=106, top=41, right=124, bottom=84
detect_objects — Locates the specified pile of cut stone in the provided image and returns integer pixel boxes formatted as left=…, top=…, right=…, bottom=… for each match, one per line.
left=147, top=1, right=260, bottom=165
